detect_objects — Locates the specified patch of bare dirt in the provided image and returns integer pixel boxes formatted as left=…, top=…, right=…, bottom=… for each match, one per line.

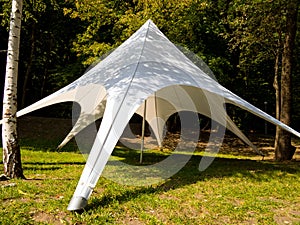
left=118, top=215, right=144, bottom=225
left=31, top=210, right=73, bottom=225
left=273, top=207, right=300, bottom=225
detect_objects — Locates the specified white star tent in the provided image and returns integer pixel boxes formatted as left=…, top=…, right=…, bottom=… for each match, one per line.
left=4, top=20, right=300, bottom=210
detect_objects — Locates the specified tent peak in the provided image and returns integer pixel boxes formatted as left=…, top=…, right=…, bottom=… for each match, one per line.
left=142, top=19, right=157, bottom=30
left=146, top=19, right=153, bottom=23
left=145, top=19, right=154, bottom=24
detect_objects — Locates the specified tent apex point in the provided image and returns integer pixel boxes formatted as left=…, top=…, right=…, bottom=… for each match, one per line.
left=146, top=19, right=154, bottom=23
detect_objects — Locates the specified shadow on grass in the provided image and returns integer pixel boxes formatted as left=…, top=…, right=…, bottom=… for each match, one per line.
left=23, top=166, right=62, bottom=171
left=86, top=187, right=158, bottom=211
left=24, top=177, right=74, bottom=181
left=111, top=147, right=171, bottom=166
left=23, top=162, right=86, bottom=166
left=19, top=139, right=79, bottom=153
left=86, top=153, right=300, bottom=211
left=22, top=162, right=86, bottom=171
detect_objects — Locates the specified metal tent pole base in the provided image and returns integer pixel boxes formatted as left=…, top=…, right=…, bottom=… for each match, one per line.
left=67, top=196, right=88, bottom=211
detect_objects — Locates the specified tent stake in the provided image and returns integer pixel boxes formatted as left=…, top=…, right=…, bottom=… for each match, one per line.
left=140, top=100, right=147, bottom=164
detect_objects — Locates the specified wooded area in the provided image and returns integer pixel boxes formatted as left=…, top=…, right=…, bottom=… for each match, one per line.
left=0, top=0, right=299, bottom=160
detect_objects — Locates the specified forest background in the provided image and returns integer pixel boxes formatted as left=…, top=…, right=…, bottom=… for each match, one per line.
left=0, top=0, right=299, bottom=134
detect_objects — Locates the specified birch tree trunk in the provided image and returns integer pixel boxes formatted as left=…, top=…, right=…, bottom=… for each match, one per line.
left=2, top=0, right=25, bottom=178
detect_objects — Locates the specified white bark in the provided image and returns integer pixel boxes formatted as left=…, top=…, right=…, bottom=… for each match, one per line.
left=2, top=0, right=24, bottom=177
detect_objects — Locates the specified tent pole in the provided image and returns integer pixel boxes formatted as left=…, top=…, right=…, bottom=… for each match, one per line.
left=140, top=100, right=147, bottom=164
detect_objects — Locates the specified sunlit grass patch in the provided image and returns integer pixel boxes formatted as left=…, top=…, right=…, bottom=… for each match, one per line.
left=0, top=147, right=299, bottom=224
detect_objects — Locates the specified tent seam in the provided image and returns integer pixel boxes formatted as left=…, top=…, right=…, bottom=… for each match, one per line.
left=84, top=21, right=152, bottom=183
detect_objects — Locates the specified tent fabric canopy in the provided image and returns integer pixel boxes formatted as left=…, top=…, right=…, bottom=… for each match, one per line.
left=3, top=20, right=300, bottom=210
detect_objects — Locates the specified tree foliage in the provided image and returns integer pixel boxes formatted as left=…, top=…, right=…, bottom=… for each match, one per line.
left=1, top=0, right=83, bottom=111
left=0, top=0, right=299, bottom=158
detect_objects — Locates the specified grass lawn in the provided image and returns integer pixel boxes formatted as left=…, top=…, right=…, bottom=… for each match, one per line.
left=1, top=143, right=300, bottom=225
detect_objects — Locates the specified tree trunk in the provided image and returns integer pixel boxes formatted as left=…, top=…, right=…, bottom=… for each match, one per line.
left=40, top=36, right=53, bottom=98
left=273, top=50, right=281, bottom=152
left=21, top=23, right=36, bottom=108
left=2, top=0, right=25, bottom=178
left=274, top=0, right=298, bottom=161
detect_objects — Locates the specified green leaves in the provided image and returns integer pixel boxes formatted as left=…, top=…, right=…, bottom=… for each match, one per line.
left=0, top=0, right=299, bottom=126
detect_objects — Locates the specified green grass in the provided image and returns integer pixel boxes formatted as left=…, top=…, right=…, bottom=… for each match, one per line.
left=1, top=147, right=300, bottom=224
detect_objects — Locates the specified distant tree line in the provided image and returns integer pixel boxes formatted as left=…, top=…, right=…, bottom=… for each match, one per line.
left=0, top=0, right=299, bottom=144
